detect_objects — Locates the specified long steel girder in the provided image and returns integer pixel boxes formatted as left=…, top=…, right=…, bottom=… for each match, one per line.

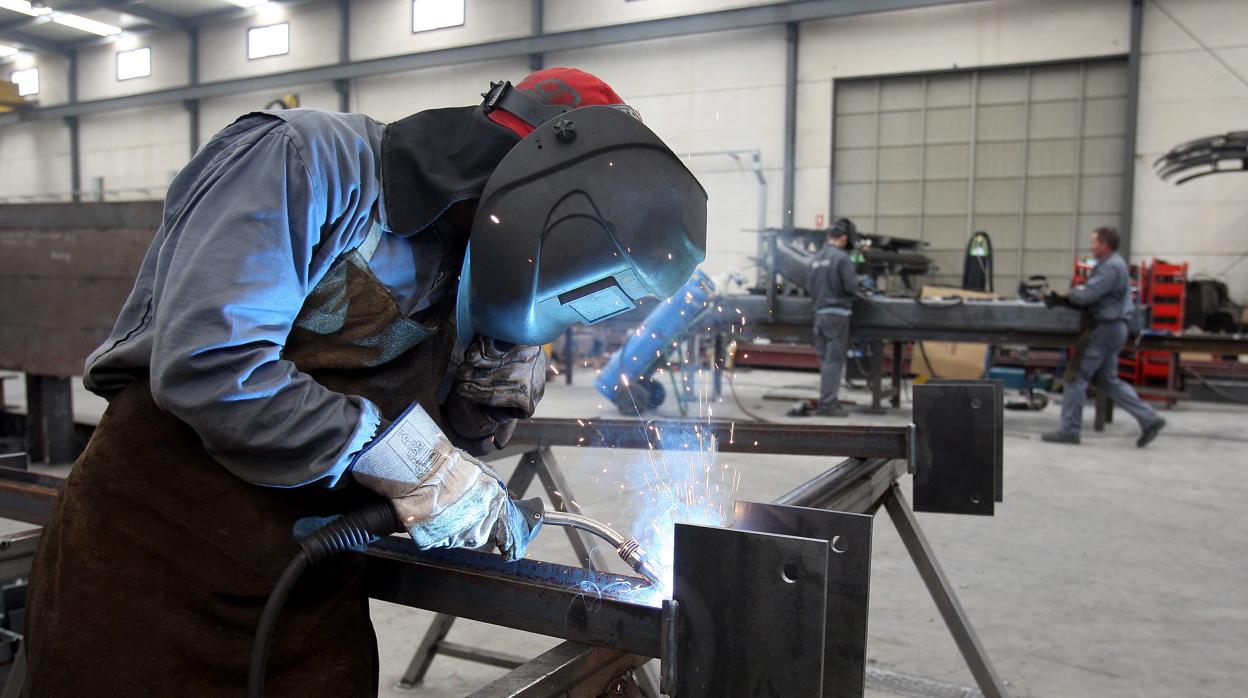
left=0, top=0, right=979, bottom=124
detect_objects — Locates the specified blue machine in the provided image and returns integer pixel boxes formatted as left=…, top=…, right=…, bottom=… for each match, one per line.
left=596, top=270, right=715, bottom=413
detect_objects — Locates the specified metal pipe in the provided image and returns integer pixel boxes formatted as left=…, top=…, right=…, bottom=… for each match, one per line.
left=541, top=511, right=663, bottom=586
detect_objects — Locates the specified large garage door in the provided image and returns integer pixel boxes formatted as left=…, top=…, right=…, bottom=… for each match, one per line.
left=832, top=59, right=1128, bottom=292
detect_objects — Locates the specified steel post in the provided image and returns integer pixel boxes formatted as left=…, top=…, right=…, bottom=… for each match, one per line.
left=24, top=376, right=73, bottom=465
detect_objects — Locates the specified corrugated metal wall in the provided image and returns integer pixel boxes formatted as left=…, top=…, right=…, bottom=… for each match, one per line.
left=832, top=59, right=1128, bottom=291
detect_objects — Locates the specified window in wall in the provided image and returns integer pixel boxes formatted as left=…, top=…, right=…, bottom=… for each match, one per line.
left=412, top=0, right=464, bottom=33
left=116, top=47, right=151, bottom=81
left=248, top=22, right=289, bottom=60
left=10, top=67, right=38, bottom=97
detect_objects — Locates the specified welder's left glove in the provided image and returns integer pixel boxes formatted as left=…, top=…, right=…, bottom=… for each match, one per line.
left=445, top=338, right=547, bottom=457
left=350, top=402, right=534, bottom=560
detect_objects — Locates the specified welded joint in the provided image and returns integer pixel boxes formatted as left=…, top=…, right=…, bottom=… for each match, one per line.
left=660, top=598, right=679, bottom=696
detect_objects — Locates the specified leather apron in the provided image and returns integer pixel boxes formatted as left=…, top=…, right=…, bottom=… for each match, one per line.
left=24, top=223, right=459, bottom=696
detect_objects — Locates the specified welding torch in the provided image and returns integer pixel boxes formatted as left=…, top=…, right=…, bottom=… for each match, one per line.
left=515, top=499, right=664, bottom=586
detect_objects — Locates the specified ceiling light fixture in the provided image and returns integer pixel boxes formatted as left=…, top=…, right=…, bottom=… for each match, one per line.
left=52, top=12, right=122, bottom=36
left=0, top=0, right=52, bottom=17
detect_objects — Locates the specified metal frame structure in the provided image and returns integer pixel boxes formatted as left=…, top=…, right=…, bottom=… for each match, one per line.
left=0, top=387, right=1010, bottom=697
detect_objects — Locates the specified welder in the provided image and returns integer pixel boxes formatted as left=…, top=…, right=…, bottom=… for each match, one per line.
left=21, top=68, right=706, bottom=695
left=1042, top=226, right=1165, bottom=447
left=792, top=218, right=860, bottom=417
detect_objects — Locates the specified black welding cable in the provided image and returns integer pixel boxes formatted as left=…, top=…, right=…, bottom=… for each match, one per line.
left=726, top=372, right=778, bottom=423
left=248, top=551, right=310, bottom=698
left=248, top=500, right=400, bottom=698
left=1181, top=366, right=1248, bottom=405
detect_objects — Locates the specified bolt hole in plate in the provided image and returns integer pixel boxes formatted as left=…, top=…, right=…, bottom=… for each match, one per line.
left=830, top=534, right=848, bottom=554
left=971, top=397, right=982, bottom=409
left=781, top=562, right=800, bottom=584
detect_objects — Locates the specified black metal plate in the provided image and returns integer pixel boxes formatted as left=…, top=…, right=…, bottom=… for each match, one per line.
left=673, top=523, right=828, bottom=697
left=913, top=381, right=1001, bottom=516
left=734, top=501, right=872, bottom=698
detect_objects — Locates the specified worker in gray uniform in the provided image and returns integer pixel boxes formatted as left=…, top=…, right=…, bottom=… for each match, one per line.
left=1043, top=226, right=1166, bottom=447
left=793, top=218, right=860, bottom=417
left=21, top=68, right=707, bottom=695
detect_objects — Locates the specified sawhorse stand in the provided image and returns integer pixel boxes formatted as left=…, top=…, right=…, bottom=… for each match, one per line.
left=394, top=446, right=662, bottom=696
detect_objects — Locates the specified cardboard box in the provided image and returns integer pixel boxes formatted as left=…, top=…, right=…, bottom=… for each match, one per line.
left=909, top=285, right=996, bottom=380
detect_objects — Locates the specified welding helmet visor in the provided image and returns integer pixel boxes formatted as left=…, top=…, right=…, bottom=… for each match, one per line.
left=456, top=105, right=708, bottom=347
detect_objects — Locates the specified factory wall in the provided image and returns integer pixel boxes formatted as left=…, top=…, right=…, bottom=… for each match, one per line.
left=0, top=0, right=1244, bottom=298
left=1132, top=0, right=1248, bottom=300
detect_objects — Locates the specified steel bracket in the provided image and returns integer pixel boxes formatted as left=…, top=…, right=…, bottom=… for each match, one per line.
left=668, top=500, right=872, bottom=698
left=913, top=380, right=1003, bottom=515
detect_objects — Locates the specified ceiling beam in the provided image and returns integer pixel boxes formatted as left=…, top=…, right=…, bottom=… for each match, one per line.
left=1, top=0, right=980, bottom=124
left=83, top=0, right=190, bottom=31
left=0, top=28, right=68, bottom=54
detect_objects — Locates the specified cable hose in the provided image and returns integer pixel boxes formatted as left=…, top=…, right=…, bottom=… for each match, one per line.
left=1182, top=366, right=1248, bottom=405
left=248, top=500, right=399, bottom=698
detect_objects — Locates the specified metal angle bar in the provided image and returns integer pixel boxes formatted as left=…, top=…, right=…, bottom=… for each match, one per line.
left=466, top=641, right=648, bottom=698
left=509, top=418, right=912, bottom=459
left=365, top=538, right=663, bottom=658
left=883, top=485, right=1009, bottom=698
left=0, top=0, right=976, bottom=124
left=436, top=641, right=528, bottom=670
left=0, top=29, right=64, bottom=55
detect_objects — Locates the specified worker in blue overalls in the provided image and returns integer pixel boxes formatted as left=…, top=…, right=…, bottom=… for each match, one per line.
left=1043, top=225, right=1166, bottom=447
left=792, top=218, right=861, bottom=417
left=21, top=68, right=706, bottom=695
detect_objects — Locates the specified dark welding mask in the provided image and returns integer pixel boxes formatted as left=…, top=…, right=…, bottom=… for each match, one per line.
left=456, top=89, right=708, bottom=347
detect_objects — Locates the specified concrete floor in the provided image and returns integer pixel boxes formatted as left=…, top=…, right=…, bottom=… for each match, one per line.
left=4, top=368, right=1247, bottom=697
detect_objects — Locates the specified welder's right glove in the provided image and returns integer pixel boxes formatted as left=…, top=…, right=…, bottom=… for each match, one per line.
left=349, top=401, right=533, bottom=561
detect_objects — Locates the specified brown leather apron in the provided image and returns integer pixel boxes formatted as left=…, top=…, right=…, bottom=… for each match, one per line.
left=24, top=223, right=458, bottom=696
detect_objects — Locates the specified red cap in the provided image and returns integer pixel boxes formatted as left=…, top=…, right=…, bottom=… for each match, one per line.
left=487, top=67, right=630, bottom=137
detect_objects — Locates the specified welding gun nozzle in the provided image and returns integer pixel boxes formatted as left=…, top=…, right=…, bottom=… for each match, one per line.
left=617, top=538, right=664, bottom=587
left=539, top=510, right=664, bottom=587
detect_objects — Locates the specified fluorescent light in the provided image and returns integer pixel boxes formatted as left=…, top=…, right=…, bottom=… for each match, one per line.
left=227, top=0, right=268, bottom=8
left=0, top=1, right=52, bottom=17
left=0, top=45, right=18, bottom=58
left=413, top=0, right=464, bottom=33
left=52, top=13, right=122, bottom=36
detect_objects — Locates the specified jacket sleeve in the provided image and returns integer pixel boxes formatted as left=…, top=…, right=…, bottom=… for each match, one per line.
left=1068, top=262, right=1120, bottom=308
left=148, top=128, right=381, bottom=488
left=838, top=255, right=860, bottom=297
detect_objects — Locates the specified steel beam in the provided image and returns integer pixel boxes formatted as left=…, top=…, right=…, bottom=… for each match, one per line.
left=508, top=417, right=912, bottom=460
left=781, top=21, right=798, bottom=229
left=0, top=0, right=977, bottom=125
left=1119, top=0, right=1143, bottom=259
left=466, top=642, right=647, bottom=698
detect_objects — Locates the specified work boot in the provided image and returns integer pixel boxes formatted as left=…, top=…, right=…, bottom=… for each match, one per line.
left=1137, top=417, right=1166, bottom=448
left=815, top=406, right=850, bottom=417
left=1041, top=431, right=1080, bottom=445
left=787, top=401, right=816, bottom=417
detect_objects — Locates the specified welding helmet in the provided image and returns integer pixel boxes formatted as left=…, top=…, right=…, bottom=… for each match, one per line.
left=830, top=218, right=857, bottom=247
left=456, top=77, right=708, bottom=346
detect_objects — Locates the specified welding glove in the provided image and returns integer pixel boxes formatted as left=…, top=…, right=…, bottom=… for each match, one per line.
left=445, top=337, right=547, bottom=457
left=350, top=401, right=533, bottom=560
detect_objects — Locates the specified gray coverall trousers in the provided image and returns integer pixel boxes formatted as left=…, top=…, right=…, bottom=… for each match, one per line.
left=815, top=312, right=851, bottom=412
left=1060, top=320, right=1160, bottom=436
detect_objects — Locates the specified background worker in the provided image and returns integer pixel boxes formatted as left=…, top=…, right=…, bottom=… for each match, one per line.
left=22, top=68, right=706, bottom=695
left=793, top=218, right=860, bottom=417
left=1043, top=226, right=1166, bottom=447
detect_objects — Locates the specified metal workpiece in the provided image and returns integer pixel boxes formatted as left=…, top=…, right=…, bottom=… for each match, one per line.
left=669, top=501, right=873, bottom=698
left=540, top=510, right=663, bottom=586
left=465, top=641, right=650, bottom=698
left=508, top=417, right=912, bottom=460
left=912, top=381, right=1004, bottom=516
left=366, top=536, right=664, bottom=659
